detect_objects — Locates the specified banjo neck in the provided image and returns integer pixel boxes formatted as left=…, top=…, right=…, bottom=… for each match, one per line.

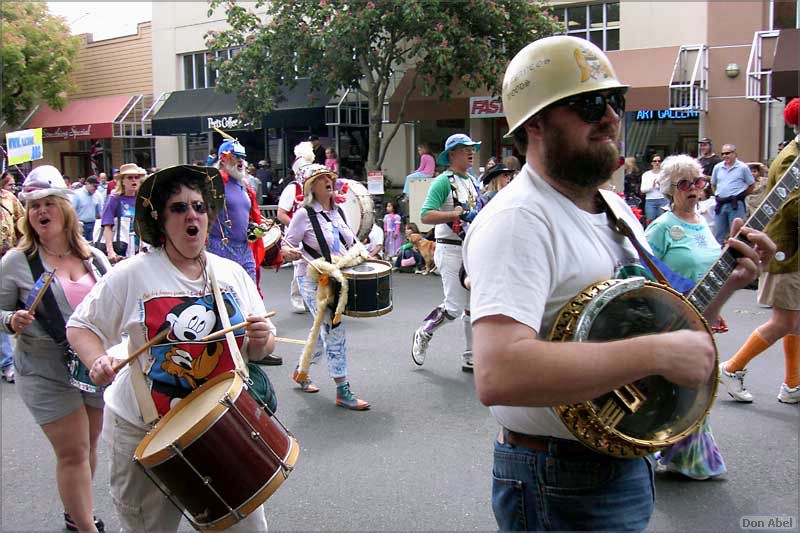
left=687, top=155, right=800, bottom=315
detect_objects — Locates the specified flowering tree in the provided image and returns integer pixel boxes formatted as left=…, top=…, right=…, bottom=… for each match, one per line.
left=1, top=2, right=80, bottom=129
left=206, top=0, right=561, bottom=171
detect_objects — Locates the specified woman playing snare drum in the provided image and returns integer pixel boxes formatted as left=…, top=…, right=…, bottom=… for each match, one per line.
left=282, top=164, right=369, bottom=410
left=0, top=166, right=111, bottom=532
left=67, top=165, right=276, bottom=532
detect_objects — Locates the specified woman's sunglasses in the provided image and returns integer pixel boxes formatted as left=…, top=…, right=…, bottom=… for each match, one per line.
left=555, top=90, right=626, bottom=123
left=675, top=177, right=708, bottom=192
left=168, top=201, right=208, bottom=214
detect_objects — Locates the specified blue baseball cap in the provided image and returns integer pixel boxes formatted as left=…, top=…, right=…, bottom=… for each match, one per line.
left=437, top=133, right=481, bottom=166
left=218, top=139, right=247, bottom=159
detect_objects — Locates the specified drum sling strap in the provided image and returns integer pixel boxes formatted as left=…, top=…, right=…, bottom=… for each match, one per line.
left=303, top=206, right=350, bottom=325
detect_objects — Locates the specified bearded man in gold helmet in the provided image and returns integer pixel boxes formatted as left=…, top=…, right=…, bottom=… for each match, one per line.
left=463, top=36, right=775, bottom=531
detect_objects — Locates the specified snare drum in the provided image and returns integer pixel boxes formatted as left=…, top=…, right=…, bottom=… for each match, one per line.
left=340, top=259, right=393, bottom=317
left=338, top=179, right=374, bottom=241
left=260, top=226, right=283, bottom=268
left=134, top=372, right=299, bottom=531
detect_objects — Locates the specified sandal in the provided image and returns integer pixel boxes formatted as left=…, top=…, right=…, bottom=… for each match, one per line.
left=292, top=369, right=319, bottom=393
left=64, top=512, right=105, bottom=532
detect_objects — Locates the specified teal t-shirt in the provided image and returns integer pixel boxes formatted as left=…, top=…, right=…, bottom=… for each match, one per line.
left=645, top=211, right=721, bottom=282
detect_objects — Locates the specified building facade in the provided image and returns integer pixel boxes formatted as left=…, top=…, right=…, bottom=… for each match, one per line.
left=25, top=22, right=155, bottom=179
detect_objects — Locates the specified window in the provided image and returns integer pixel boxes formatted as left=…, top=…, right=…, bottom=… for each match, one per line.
left=182, top=48, right=241, bottom=89
left=123, top=138, right=154, bottom=171
left=556, top=2, right=620, bottom=51
left=772, top=0, right=800, bottom=29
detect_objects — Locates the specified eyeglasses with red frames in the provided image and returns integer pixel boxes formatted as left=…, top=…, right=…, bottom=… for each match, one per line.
left=168, top=201, right=208, bottom=214
left=675, top=177, right=708, bottom=192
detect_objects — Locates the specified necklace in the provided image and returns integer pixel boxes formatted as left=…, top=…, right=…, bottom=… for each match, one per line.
left=40, top=243, right=73, bottom=259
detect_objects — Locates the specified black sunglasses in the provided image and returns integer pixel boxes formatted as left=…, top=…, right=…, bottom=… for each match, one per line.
left=720, top=151, right=733, bottom=156
left=675, top=177, right=708, bottom=192
left=554, top=90, right=626, bottom=123
left=168, top=201, right=208, bottom=214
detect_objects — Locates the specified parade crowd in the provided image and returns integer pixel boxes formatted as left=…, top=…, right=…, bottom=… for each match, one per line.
left=0, top=36, right=798, bottom=533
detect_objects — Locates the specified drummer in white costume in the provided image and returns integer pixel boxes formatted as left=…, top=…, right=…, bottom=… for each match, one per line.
left=67, top=165, right=276, bottom=531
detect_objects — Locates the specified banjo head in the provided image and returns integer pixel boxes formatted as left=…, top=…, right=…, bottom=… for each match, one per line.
left=550, top=277, right=718, bottom=457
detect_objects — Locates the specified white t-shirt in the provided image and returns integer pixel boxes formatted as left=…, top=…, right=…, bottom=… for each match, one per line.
left=463, top=164, right=648, bottom=439
left=366, top=223, right=384, bottom=254
left=278, top=182, right=302, bottom=212
left=68, top=248, right=275, bottom=428
left=640, top=170, right=664, bottom=200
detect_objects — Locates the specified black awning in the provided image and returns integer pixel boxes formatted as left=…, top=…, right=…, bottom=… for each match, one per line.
left=153, top=81, right=332, bottom=136
left=772, top=28, right=799, bottom=98
left=152, top=88, right=239, bottom=135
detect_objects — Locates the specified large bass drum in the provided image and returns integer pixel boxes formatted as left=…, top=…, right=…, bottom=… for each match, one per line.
left=338, top=179, right=374, bottom=241
left=549, top=277, right=717, bottom=458
left=134, top=372, right=299, bottom=530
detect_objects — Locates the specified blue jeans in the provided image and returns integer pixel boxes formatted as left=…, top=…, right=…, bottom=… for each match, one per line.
left=403, top=172, right=432, bottom=194
left=713, top=201, right=746, bottom=244
left=81, top=221, right=95, bottom=242
left=644, top=198, right=668, bottom=224
left=492, top=438, right=654, bottom=531
left=298, top=276, right=348, bottom=378
left=0, top=333, right=12, bottom=370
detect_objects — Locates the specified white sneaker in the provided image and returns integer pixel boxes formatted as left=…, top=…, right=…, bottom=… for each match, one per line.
left=718, top=361, right=753, bottom=403
left=777, top=383, right=800, bottom=404
left=2, top=366, right=15, bottom=383
left=461, top=351, right=474, bottom=373
left=411, top=328, right=431, bottom=366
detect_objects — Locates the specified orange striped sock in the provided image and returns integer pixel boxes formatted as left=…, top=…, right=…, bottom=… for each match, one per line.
left=726, top=330, right=771, bottom=372
left=784, top=335, right=799, bottom=388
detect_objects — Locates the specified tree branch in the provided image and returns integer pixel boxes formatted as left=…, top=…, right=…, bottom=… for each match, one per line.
left=378, top=68, right=419, bottom=168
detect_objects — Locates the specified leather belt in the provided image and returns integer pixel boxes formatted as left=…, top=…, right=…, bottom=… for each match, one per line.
left=501, top=428, right=600, bottom=459
left=435, top=238, right=462, bottom=246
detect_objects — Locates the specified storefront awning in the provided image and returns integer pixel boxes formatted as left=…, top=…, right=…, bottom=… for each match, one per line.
left=26, top=95, right=133, bottom=141
left=607, top=46, right=678, bottom=111
left=772, top=28, right=800, bottom=98
left=152, top=80, right=331, bottom=136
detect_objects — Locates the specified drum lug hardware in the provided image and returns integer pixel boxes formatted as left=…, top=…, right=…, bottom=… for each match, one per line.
left=202, top=476, right=212, bottom=486
left=251, top=430, right=261, bottom=440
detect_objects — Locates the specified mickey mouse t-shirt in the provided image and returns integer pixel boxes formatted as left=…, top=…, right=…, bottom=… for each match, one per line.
left=68, top=248, right=275, bottom=428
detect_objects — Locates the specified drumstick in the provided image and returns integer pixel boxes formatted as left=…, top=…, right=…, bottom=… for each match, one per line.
left=15, top=270, right=56, bottom=338
left=280, top=238, right=324, bottom=274
left=275, top=336, right=307, bottom=346
left=199, top=311, right=277, bottom=342
left=111, top=328, right=171, bottom=372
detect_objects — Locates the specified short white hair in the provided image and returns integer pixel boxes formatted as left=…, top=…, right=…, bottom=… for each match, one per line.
left=658, top=154, right=703, bottom=199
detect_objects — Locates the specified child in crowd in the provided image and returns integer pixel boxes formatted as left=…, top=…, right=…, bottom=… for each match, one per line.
left=383, top=201, right=403, bottom=260
left=394, top=223, right=425, bottom=273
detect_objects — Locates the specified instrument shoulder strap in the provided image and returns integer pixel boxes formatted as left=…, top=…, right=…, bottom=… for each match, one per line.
left=303, top=205, right=349, bottom=261
left=597, top=189, right=670, bottom=286
left=24, top=252, right=68, bottom=345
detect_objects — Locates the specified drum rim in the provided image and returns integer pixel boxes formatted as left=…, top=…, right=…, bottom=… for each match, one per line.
left=549, top=277, right=719, bottom=454
left=343, top=304, right=393, bottom=318
left=341, top=259, right=393, bottom=279
left=194, top=437, right=300, bottom=531
left=261, top=227, right=282, bottom=248
left=134, top=371, right=244, bottom=467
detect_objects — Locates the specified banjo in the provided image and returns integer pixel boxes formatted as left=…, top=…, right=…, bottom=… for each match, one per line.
left=550, top=155, right=800, bottom=458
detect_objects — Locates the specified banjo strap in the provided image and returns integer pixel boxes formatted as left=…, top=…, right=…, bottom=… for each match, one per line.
left=597, top=189, right=671, bottom=287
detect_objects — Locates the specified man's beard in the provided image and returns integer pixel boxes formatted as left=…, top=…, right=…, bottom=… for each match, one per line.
left=223, top=160, right=247, bottom=181
left=542, top=117, right=619, bottom=189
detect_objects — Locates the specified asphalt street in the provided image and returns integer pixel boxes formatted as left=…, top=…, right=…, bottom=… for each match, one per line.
left=2, top=266, right=798, bottom=532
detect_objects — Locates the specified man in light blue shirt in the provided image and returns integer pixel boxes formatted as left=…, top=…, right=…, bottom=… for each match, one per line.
left=72, top=176, right=103, bottom=241
left=711, top=144, right=755, bottom=243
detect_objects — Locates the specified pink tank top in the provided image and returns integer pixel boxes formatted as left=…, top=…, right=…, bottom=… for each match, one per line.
left=60, top=272, right=96, bottom=310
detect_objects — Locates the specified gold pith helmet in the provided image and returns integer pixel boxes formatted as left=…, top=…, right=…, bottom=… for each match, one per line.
left=135, top=165, right=224, bottom=246
left=502, top=36, right=629, bottom=136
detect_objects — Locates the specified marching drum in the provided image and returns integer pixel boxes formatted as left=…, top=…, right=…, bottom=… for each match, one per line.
left=134, top=372, right=299, bottom=531
left=341, top=259, right=393, bottom=317
left=260, top=226, right=283, bottom=268
left=338, top=179, right=374, bottom=241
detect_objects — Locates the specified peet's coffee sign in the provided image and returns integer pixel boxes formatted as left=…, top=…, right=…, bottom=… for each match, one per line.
left=204, top=115, right=252, bottom=131
left=43, top=124, right=112, bottom=140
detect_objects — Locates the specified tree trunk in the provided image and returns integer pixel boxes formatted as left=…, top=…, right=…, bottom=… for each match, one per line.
left=366, top=94, right=382, bottom=172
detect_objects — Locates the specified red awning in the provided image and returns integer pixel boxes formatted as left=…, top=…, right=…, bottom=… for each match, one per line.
left=26, top=95, right=132, bottom=141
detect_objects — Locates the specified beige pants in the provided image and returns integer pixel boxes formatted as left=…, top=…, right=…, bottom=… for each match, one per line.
left=103, top=409, right=269, bottom=532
